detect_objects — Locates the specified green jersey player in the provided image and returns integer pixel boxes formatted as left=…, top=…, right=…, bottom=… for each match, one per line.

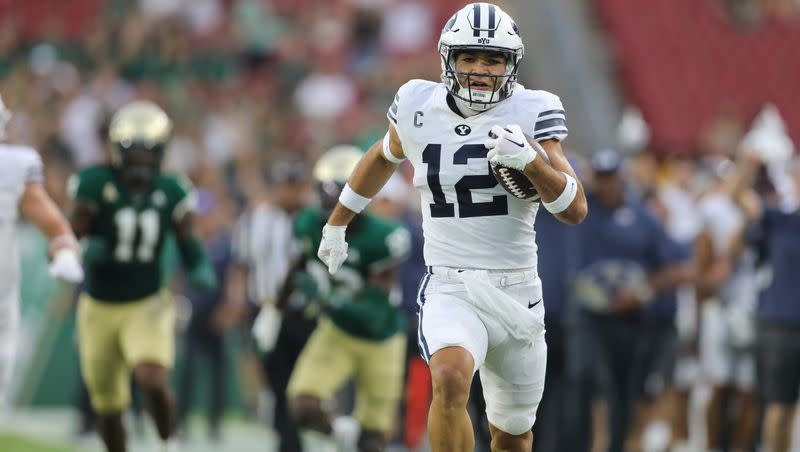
left=259, top=146, right=410, bottom=452
left=68, top=101, right=215, bottom=452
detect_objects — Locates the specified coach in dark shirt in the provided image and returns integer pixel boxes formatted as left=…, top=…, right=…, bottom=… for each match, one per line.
left=563, top=149, right=690, bottom=452
left=749, top=166, right=800, bottom=452
left=533, top=205, right=578, bottom=452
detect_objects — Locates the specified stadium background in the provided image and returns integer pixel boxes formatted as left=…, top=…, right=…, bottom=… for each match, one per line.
left=1, top=0, right=799, bottom=451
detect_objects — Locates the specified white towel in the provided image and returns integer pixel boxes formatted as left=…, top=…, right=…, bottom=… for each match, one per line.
left=456, top=270, right=545, bottom=344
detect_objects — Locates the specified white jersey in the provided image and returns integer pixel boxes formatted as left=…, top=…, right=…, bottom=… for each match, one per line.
left=388, top=80, right=568, bottom=270
left=699, top=191, right=757, bottom=307
left=0, top=145, right=43, bottom=299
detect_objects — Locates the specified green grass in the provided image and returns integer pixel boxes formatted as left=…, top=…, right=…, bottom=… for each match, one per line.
left=0, top=432, right=80, bottom=452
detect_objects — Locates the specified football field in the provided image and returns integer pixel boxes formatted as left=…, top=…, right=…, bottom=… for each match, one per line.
left=0, top=408, right=275, bottom=452
left=0, top=408, right=418, bottom=452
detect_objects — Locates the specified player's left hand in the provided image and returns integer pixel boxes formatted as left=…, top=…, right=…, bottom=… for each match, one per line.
left=252, top=304, right=282, bottom=353
left=48, top=248, right=84, bottom=283
left=485, top=124, right=539, bottom=171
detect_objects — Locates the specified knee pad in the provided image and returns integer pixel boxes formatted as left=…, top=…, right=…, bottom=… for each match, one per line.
left=489, top=412, right=534, bottom=436
left=482, top=379, right=540, bottom=436
left=357, top=430, right=386, bottom=452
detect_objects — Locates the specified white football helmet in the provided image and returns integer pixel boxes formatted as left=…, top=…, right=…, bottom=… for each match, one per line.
left=438, top=3, right=524, bottom=111
left=0, top=94, right=12, bottom=142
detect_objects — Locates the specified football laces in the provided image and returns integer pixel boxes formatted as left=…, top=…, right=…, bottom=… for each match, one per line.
left=497, top=166, right=527, bottom=199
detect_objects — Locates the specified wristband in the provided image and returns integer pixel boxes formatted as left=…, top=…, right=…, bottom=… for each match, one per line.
left=382, top=131, right=405, bottom=164
left=543, top=173, right=578, bottom=214
left=339, top=183, right=372, bottom=213
left=49, top=234, right=78, bottom=254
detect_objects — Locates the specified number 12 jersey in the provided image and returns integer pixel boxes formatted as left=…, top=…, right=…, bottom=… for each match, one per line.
left=388, top=80, right=568, bottom=270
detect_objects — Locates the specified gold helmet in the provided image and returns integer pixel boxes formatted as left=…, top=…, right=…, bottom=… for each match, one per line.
left=108, top=101, right=172, bottom=188
left=313, top=145, right=364, bottom=212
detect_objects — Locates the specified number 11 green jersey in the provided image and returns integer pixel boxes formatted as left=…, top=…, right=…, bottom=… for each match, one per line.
left=68, top=165, right=196, bottom=302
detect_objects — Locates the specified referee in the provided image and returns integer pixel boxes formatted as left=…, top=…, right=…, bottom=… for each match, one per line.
left=224, top=160, right=311, bottom=452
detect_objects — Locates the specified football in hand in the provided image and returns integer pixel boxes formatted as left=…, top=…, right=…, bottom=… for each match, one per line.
left=490, top=139, right=551, bottom=201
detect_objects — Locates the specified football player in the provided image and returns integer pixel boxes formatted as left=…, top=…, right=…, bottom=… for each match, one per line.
left=316, top=3, right=588, bottom=451
left=0, top=94, right=83, bottom=406
left=67, top=100, right=216, bottom=452
left=255, top=145, right=410, bottom=452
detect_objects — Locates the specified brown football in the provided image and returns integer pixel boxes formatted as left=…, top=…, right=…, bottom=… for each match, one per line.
left=490, top=142, right=551, bottom=201
left=491, top=164, right=539, bottom=200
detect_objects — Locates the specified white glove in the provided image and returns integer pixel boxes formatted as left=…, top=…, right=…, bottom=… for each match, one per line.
left=48, top=248, right=84, bottom=283
left=318, top=224, right=348, bottom=275
left=485, top=124, right=539, bottom=171
left=252, top=304, right=283, bottom=353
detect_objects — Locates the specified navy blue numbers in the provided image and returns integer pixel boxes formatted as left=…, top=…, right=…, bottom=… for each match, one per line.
left=422, top=144, right=508, bottom=218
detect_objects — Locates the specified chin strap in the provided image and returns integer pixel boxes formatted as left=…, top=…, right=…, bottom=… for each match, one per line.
left=455, top=86, right=503, bottom=112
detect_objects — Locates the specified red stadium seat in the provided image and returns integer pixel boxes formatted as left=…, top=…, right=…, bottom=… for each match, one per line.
left=594, top=0, right=800, bottom=152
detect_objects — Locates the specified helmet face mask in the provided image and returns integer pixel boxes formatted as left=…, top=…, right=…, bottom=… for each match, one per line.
left=108, top=101, right=172, bottom=192
left=438, top=3, right=524, bottom=111
left=447, top=49, right=519, bottom=109
left=116, top=142, right=165, bottom=190
left=312, top=145, right=364, bottom=216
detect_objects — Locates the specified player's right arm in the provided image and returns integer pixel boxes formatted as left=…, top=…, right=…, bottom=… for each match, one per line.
left=318, top=125, right=405, bottom=274
left=66, top=169, right=109, bottom=266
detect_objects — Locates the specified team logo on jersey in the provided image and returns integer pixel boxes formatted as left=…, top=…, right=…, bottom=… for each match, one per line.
left=454, top=124, right=471, bottom=136
left=103, top=183, right=118, bottom=203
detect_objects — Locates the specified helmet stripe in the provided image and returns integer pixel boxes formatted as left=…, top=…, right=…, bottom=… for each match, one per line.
left=487, top=4, right=496, bottom=38
left=472, top=3, right=481, bottom=37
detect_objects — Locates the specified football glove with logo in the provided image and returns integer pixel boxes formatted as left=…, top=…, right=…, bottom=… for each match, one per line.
left=485, top=124, right=539, bottom=172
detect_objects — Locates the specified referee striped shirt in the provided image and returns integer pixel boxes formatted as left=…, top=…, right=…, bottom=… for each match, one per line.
left=231, top=203, right=299, bottom=305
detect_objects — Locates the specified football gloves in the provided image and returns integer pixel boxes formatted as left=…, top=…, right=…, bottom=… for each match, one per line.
left=318, top=224, right=348, bottom=275
left=252, top=303, right=282, bottom=353
left=48, top=248, right=84, bottom=283
left=485, top=124, right=539, bottom=172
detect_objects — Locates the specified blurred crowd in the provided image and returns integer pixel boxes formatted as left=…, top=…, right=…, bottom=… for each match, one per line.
left=0, top=0, right=463, bottom=213
left=2, top=1, right=800, bottom=452
left=534, top=103, right=800, bottom=452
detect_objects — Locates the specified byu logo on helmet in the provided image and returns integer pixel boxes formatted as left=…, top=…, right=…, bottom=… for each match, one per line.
left=454, top=124, right=472, bottom=136
left=438, top=3, right=524, bottom=112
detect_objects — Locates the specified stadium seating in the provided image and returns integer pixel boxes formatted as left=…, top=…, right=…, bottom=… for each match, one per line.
left=594, top=0, right=800, bottom=152
left=0, top=0, right=103, bottom=40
